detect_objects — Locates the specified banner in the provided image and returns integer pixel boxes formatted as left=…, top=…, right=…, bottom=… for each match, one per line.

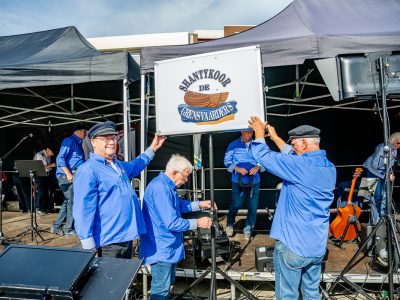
left=154, top=45, right=265, bottom=135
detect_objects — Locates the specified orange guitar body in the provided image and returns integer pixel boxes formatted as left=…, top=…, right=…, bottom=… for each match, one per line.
left=329, top=168, right=363, bottom=241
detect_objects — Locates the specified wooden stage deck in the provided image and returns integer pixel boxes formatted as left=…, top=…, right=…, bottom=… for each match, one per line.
left=0, top=211, right=396, bottom=299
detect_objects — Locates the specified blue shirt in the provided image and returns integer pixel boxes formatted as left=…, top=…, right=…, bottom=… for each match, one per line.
left=73, top=149, right=154, bottom=249
left=224, top=137, right=265, bottom=184
left=363, top=143, right=397, bottom=179
left=56, top=133, right=85, bottom=179
left=140, top=172, right=200, bottom=265
left=251, top=140, right=336, bottom=257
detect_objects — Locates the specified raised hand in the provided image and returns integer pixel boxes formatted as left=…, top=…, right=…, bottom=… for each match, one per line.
left=248, top=116, right=267, bottom=132
left=149, top=134, right=167, bottom=152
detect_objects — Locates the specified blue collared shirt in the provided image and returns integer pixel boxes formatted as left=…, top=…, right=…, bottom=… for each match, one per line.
left=139, top=172, right=200, bottom=265
left=224, top=137, right=265, bottom=184
left=363, top=143, right=397, bottom=179
left=73, top=148, right=154, bottom=249
left=56, top=133, right=85, bottom=178
left=251, top=139, right=336, bottom=257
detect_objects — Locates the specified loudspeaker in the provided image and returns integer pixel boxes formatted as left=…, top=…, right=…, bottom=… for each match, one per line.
left=315, top=52, right=400, bottom=101
left=255, top=246, right=274, bottom=272
left=360, top=223, right=375, bottom=256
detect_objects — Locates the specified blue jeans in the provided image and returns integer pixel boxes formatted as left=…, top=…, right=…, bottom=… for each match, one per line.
left=150, top=261, right=176, bottom=300
left=53, top=175, right=74, bottom=231
left=363, top=169, right=386, bottom=221
left=227, top=182, right=260, bottom=234
left=274, top=241, right=323, bottom=300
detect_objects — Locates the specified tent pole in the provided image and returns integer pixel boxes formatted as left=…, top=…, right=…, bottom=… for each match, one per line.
left=123, top=79, right=130, bottom=161
left=140, top=74, right=146, bottom=201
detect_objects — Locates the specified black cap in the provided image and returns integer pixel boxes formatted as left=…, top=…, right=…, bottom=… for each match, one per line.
left=72, top=124, right=88, bottom=131
left=287, top=125, right=320, bottom=142
left=88, top=121, right=117, bottom=139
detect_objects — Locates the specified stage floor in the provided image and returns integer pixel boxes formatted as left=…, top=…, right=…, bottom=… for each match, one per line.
left=0, top=210, right=396, bottom=298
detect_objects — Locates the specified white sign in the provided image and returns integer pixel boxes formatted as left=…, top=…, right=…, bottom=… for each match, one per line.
left=154, top=45, right=265, bottom=135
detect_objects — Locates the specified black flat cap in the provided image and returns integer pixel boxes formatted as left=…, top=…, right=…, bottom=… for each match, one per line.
left=88, top=121, right=117, bottom=139
left=72, top=124, right=88, bottom=131
left=288, top=125, right=320, bottom=142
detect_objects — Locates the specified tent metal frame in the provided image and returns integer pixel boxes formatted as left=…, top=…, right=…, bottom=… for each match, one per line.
left=0, top=81, right=133, bottom=161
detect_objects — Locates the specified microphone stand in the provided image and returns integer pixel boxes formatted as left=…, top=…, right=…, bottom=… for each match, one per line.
left=174, top=134, right=259, bottom=300
left=0, top=135, right=31, bottom=245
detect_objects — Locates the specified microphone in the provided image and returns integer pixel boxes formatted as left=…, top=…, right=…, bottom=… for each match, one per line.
left=22, top=133, right=33, bottom=141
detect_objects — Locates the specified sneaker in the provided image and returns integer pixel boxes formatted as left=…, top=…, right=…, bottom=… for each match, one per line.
left=226, top=226, right=234, bottom=237
left=36, top=210, right=47, bottom=215
left=50, top=226, right=64, bottom=235
left=244, top=231, right=252, bottom=241
left=65, top=230, right=77, bottom=236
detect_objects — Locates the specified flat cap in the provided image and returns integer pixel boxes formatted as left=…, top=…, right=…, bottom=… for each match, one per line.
left=88, top=121, right=117, bottom=139
left=288, top=125, right=320, bottom=142
left=72, top=123, right=88, bottom=131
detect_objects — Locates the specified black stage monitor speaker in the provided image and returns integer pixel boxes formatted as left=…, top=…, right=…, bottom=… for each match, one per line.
left=255, top=246, right=274, bottom=272
left=315, top=52, right=400, bottom=101
left=0, top=244, right=96, bottom=299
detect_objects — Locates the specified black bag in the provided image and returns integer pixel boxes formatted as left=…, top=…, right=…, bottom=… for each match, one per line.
left=238, top=174, right=253, bottom=188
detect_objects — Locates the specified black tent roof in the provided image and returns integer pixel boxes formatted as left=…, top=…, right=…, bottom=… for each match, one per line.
left=0, top=26, right=140, bottom=89
left=140, top=0, right=400, bottom=73
left=0, top=27, right=142, bottom=132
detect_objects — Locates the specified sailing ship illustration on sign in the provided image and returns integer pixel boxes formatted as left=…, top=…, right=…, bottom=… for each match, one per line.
left=177, top=69, right=238, bottom=125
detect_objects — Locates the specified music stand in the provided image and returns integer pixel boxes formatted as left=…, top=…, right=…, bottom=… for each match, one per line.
left=14, top=160, right=49, bottom=243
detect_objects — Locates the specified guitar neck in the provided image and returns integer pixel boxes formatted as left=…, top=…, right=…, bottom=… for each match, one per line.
left=346, top=167, right=363, bottom=205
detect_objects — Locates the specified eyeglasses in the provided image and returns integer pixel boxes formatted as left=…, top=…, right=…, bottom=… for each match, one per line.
left=175, top=170, right=190, bottom=181
left=94, top=136, right=117, bottom=143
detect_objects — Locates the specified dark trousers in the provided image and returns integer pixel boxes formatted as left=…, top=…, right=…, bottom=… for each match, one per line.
left=36, top=177, right=52, bottom=211
left=97, top=241, right=133, bottom=259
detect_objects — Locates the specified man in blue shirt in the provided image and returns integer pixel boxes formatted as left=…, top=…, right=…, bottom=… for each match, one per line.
left=73, top=121, right=166, bottom=258
left=51, top=125, right=87, bottom=235
left=249, top=116, right=336, bottom=300
left=224, top=130, right=265, bottom=240
left=140, top=154, right=213, bottom=300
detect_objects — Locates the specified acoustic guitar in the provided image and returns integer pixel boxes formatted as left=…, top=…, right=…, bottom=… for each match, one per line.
left=329, top=167, right=363, bottom=241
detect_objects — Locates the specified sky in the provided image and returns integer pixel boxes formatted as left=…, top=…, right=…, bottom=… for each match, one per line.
left=0, top=0, right=293, bottom=38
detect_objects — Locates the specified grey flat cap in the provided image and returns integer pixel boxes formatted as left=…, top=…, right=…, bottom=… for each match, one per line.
left=287, top=125, right=320, bottom=142
left=88, top=121, right=118, bottom=139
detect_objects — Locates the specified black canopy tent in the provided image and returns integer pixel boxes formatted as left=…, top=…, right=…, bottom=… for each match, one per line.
left=141, top=0, right=400, bottom=72
left=0, top=26, right=141, bottom=160
left=137, top=0, right=400, bottom=202
left=140, top=0, right=400, bottom=117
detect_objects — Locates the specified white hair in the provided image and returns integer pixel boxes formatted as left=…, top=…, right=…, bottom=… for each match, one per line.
left=166, top=154, right=193, bottom=173
left=390, top=132, right=400, bottom=145
left=305, top=137, right=320, bottom=145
